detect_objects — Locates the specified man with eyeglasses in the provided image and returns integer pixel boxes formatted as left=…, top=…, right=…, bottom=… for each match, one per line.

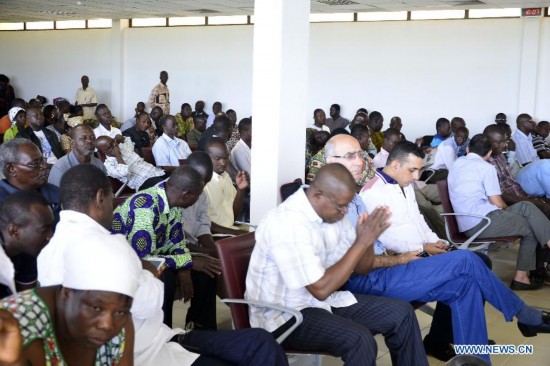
left=0, top=139, right=60, bottom=225
left=246, top=163, right=429, bottom=366
left=337, top=140, right=550, bottom=363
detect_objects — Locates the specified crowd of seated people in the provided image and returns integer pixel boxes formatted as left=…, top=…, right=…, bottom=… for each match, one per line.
left=3, top=83, right=550, bottom=365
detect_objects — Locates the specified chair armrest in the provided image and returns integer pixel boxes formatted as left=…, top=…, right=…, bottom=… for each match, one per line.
left=440, top=213, right=492, bottom=250
left=114, top=181, right=128, bottom=198
left=221, top=298, right=303, bottom=344
left=423, top=169, right=436, bottom=183
left=234, top=221, right=258, bottom=230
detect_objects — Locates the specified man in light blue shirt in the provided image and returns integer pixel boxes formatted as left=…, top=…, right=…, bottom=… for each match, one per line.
left=152, top=115, right=192, bottom=171
left=449, top=134, right=550, bottom=290
left=512, top=113, right=539, bottom=166
left=516, top=159, right=550, bottom=199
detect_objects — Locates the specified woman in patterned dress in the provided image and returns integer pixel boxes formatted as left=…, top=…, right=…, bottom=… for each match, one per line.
left=0, top=234, right=141, bottom=365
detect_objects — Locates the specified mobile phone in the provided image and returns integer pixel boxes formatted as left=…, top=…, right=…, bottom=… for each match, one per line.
left=446, top=244, right=459, bottom=252
left=417, top=251, right=430, bottom=258
left=146, top=257, right=166, bottom=270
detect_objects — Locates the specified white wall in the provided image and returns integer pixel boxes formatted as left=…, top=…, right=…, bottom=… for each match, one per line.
left=0, top=29, right=112, bottom=110
left=123, top=25, right=253, bottom=121
left=1, top=17, right=548, bottom=138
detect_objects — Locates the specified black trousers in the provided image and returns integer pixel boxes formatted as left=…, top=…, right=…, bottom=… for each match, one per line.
left=160, top=268, right=217, bottom=329
left=273, top=293, right=428, bottom=366
left=172, top=328, right=288, bottom=366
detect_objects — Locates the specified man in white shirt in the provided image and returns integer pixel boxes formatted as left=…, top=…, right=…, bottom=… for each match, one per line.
left=449, top=134, right=550, bottom=290
left=152, top=115, right=192, bottom=171
left=430, top=126, right=469, bottom=171
left=246, top=163, right=429, bottom=366
left=93, top=104, right=122, bottom=140
left=349, top=140, right=550, bottom=363
left=512, top=113, right=539, bottom=166
left=309, top=108, right=330, bottom=132
left=230, top=118, right=251, bottom=175
left=75, top=75, right=97, bottom=121
left=372, top=128, right=401, bottom=168
left=95, top=136, right=167, bottom=190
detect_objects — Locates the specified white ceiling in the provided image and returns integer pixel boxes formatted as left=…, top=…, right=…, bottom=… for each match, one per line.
left=0, top=0, right=548, bottom=23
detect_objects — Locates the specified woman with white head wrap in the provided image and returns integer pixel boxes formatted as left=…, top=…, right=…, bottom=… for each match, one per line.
left=0, top=234, right=141, bottom=365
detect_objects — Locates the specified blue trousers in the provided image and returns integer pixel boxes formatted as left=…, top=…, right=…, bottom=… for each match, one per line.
left=344, top=250, right=525, bottom=363
left=178, top=328, right=288, bottom=366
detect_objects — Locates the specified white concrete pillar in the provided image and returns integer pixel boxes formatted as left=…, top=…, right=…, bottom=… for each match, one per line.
left=250, top=0, right=310, bottom=225
left=110, top=19, right=129, bottom=123
left=518, top=17, right=542, bottom=115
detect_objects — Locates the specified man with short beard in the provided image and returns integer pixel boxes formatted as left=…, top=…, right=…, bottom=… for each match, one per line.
left=48, top=124, right=106, bottom=186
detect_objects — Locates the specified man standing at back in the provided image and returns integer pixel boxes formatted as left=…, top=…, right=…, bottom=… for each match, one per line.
left=149, top=71, right=170, bottom=114
left=75, top=75, right=97, bottom=121
left=325, top=103, right=349, bottom=132
left=246, top=164, right=428, bottom=366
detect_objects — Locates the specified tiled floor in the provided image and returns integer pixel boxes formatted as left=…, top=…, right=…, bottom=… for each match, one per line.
left=172, top=243, right=550, bottom=365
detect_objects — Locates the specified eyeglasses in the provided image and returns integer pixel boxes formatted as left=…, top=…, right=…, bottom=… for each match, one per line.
left=328, top=150, right=364, bottom=161
left=321, top=192, right=349, bottom=214
left=11, top=157, right=47, bottom=170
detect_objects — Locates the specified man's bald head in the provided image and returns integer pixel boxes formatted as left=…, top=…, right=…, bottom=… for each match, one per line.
left=325, top=135, right=365, bottom=182
left=307, top=163, right=356, bottom=223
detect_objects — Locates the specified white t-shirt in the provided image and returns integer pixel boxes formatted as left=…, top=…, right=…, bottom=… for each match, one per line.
left=34, top=129, right=57, bottom=164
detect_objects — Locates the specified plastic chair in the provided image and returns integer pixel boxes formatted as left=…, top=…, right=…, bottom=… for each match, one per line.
left=216, top=233, right=327, bottom=364
left=436, top=180, right=521, bottom=251
left=141, top=147, right=156, bottom=166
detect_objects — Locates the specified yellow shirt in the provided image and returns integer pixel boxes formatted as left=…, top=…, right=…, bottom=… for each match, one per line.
left=204, top=171, right=236, bottom=228
left=3, top=125, right=20, bottom=142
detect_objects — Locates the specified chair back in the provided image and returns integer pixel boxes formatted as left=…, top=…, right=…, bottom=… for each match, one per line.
left=437, top=180, right=465, bottom=242
left=141, top=147, right=156, bottom=166
left=280, top=178, right=303, bottom=202
left=216, top=232, right=256, bottom=329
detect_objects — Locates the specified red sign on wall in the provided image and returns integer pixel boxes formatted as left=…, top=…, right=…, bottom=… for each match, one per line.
left=522, top=8, right=542, bottom=17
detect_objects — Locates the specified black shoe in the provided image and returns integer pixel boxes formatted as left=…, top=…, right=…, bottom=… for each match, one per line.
left=530, top=269, right=550, bottom=285
left=517, top=311, right=550, bottom=337
left=510, top=280, right=543, bottom=291
left=423, top=339, right=456, bottom=362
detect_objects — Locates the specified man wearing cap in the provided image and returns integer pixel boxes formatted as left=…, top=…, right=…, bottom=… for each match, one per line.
left=38, top=164, right=288, bottom=366
left=4, top=225, right=140, bottom=365
left=2, top=107, right=26, bottom=143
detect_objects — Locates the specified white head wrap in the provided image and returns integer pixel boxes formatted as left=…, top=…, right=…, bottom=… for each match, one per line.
left=62, top=234, right=141, bottom=298
left=8, top=107, right=25, bottom=125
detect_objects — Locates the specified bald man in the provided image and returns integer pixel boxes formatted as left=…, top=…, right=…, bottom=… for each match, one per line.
left=350, top=141, right=550, bottom=363
left=246, top=163, right=428, bottom=366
